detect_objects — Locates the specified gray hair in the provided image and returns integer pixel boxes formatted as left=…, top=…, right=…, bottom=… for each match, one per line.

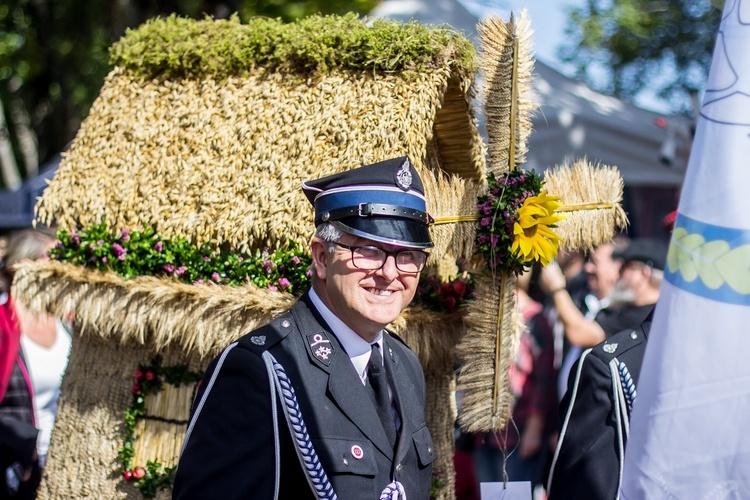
left=1, top=228, right=57, bottom=292
left=314, top=223, right=342, bottom=253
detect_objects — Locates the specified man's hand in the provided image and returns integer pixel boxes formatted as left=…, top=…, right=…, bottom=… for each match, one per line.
left=539, top=262, right=566, bottom=294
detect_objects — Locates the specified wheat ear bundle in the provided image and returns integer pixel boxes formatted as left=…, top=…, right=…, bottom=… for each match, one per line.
left=545, top=158, right=629, bottom=252
left=454, top=12, right=536, bottom=432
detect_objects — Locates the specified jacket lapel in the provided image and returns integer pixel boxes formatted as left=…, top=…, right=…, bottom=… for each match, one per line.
left=293, top=295, right=395, bottom=460
left=383, top=335, right=420, bottom=464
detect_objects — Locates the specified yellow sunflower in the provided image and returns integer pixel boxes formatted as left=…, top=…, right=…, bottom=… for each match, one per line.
left=511, top=190, right=565, bottom=266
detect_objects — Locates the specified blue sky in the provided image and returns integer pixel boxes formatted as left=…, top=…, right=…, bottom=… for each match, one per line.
left=457, top=0, right=583, bottom=71
left=457, top=0, right=674, bottom=113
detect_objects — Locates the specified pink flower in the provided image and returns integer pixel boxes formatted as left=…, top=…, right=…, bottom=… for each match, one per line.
left=101, top=256, right=108, bottom=263
left=97, top=239, right=104, bottom=246
left=267, top=285, right=278, bottom=292
left=120, top=228, right=131, bottom=242
left=203, top=256, right=211, bottom=262
left=193, top=279, right=204, bottom=285
left=153, top=241, right=163, bottom=252
left=163, top=264, right=175, bottom=273
left=277, top=277, right=291, bottom=289
left=211, top=272, right=221, bottom=283
left=113, top=243, right=127, bottom=261
left=291, top=256, right=301, bottom=265
left=175, top=265, right=187, bottom=276
left=480, top=217, right=491, bottom=227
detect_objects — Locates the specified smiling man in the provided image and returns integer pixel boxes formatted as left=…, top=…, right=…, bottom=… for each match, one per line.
left=174, top=156, right=435, bottom=499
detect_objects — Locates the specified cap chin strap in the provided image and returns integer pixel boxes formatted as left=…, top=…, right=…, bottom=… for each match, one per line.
left=317, top=203, right=433, bottom=225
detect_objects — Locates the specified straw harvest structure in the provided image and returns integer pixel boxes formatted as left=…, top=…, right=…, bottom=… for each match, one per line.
left=13, top=13, right=485, bottom=499
left=11, top=12, right=626, bottom=500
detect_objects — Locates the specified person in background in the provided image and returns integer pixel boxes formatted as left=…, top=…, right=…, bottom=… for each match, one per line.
left=546, top=314, right=653, bottom=499
left=545, top=239, right=668, bottom=499
left=545, top=238, right=629, bottom=402
left=1, top=228, right=68, bottom=498
left=10, top=230, right=73, bottom=468
left=472, top=266, right=557, bottom=492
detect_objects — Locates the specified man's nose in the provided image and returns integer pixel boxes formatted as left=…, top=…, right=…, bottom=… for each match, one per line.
left=376, top=254, right=400, bottom=279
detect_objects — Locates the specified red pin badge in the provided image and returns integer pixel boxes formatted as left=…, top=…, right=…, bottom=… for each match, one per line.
left=350, top=444, right=364, bottom=460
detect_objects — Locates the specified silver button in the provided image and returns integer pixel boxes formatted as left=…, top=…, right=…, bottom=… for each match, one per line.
left=343, top=458, right=349, bottom=467
left=630, top=331, right=638, bottom=339
left=427, top=446, right=432, bottom=455
left=395, top=464, right=403, bottom=475
left=281, top=320, right=291, bottom=328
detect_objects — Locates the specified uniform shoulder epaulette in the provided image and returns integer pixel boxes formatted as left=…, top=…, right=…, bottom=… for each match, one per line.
left=596, top=324, right=646, bottom=360
left=237, top=312, right=296, bottom=354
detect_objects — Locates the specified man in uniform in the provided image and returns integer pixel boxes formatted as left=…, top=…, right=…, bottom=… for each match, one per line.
left=174, top=156, right=435, bottom=499
left=546, top=240, right=667, bottom=499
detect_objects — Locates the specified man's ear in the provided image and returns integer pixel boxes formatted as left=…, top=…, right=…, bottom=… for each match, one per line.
left=310, top=237, right=329, bottom=281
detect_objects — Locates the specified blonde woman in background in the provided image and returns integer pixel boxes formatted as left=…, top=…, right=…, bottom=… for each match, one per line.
left=0, top=228, right=72, bottom=498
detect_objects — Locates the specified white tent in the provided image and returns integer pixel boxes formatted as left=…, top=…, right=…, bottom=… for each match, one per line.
left=371, top=0, right=691, bottom=188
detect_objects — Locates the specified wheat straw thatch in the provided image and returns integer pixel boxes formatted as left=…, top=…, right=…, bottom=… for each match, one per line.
left=15, top=260, right=461, bottom=374
left=479, top=11, right=537, bottom=174
left=545, top=158, right=629, bottom=252
left=35, top=16, right=484, bottom=256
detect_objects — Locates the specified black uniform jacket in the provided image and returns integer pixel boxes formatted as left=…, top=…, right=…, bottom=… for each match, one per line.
left=173, top=292, right=434, bottom=499
left=547, top=321, right=651, bottom=500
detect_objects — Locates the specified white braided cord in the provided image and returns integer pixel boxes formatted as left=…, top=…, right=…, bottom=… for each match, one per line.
left=263, top=352, right=337, bottom=500
left=617, top=360, right=637, bottom=415
left=380, top=480, right=407, bottom=500
left=261, top=351, right=408, bottom=500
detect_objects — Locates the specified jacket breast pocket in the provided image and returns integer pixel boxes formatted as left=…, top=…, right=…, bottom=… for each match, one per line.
left=412, top=424, right=435, bottom=468
left=312, top=437, right=378, bottom=477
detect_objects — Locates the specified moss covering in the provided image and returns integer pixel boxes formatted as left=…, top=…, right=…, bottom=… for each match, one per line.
left=110, top=13, right=477, bottom=81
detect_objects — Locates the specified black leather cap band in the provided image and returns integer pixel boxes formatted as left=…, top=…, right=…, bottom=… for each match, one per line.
left=318, top=203, right=434, bottom=225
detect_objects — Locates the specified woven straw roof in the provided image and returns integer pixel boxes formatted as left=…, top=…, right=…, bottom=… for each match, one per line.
left=36, top=14, right=485, bottom=254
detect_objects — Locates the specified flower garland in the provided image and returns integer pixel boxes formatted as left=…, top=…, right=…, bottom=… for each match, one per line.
left=119, top=356, right=203, bottom=498
left=49, top=224, right=312, bottom=293
left=49, top=223, right=474, bottom=311
left=475, top=170, right=564, bottom=274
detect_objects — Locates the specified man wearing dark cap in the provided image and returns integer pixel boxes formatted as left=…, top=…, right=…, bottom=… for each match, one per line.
left=545, top=238, right=668, bottom=499
left=541, top=238, right=666, bottom=347
left=174, top=157, right=435, bottom=499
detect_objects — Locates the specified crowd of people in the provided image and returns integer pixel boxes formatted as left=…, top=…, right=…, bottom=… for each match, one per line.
left=455, top=235, right=668, bottom=500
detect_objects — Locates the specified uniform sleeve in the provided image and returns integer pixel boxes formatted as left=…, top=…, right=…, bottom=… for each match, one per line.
left=547, top=350, right=621, bottom=500
left=173, top=344, right=277, bottom=500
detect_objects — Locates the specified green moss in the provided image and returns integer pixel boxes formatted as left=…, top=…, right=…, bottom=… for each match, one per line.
left=110, top=13, right=476, bottom=81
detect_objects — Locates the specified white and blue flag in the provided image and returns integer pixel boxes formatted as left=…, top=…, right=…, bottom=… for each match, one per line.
left=622, top=1, right=750, bottom=498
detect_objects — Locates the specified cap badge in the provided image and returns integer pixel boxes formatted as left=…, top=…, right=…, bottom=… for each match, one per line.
left=308, top=332, right=335, bottom=366
left=395, top=159, right=413, bottom=191
left=603, top=343, right=618, bottom=354
left=251, top=335, right=266, bottom=346
left=351, top=444, right=364, bottom=460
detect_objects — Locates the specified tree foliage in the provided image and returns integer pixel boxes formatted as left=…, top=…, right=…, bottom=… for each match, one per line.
left=559, top=0, right=723, bottom=112
left=0, top=0, right=378, bottom=189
